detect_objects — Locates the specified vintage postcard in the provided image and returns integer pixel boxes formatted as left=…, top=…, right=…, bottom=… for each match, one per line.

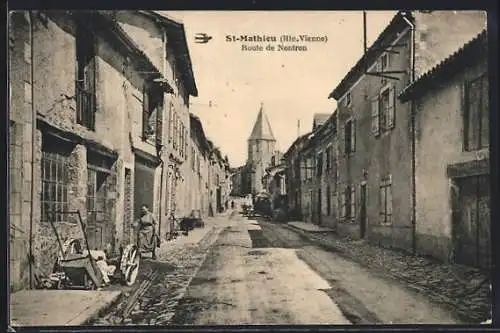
left=8, top=10, right=492, bottom=328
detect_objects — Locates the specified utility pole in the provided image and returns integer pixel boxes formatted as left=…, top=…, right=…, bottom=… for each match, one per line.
left=297, top=119, right=300, bottom=138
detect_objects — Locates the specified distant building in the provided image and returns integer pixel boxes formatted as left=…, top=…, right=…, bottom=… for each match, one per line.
left=246, top=103, right=276, bottom=195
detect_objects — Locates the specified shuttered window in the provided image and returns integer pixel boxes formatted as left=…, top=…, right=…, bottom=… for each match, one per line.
left=345, top=119, right=356, bottom=154
left=387, top=85, right=396, bottom=129
left=349, top=185, right=356, bottom=219
left=464, top=73, right=489, bottom=151
left=371, top=96, right=380, bottom=136
left=380, top=175, right=393, bottom=225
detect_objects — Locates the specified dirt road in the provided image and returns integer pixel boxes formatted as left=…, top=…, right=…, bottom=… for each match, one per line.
left=172, top=214, right=462, bottom=325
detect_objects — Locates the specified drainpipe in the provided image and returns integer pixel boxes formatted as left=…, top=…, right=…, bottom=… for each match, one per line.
left=402, top=13, right=417, bottom=255
left=157, top=27, right=168, bottom=239
left=28, top=11, right=35, bottom=289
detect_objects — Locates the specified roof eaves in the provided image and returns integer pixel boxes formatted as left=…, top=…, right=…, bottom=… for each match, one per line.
left=328, top=11, right=411, bottom=100
left=139, top=11, right=198, bottom=97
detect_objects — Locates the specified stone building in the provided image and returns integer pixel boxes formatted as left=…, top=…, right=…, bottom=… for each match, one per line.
left=188, top=113, right=211, bottom=217
left=399, top=30, right=490, bottom=268
left=307, top=112, right=339, bottom=229
left=8, top=10, right=177, bottom=291
left=246, top=103, right=276, bottom=195
left=327, top=10, right=487, bottom=253
left=283, top=132, right=311, bottom=220
left=113, top=10, right=198, bottom=235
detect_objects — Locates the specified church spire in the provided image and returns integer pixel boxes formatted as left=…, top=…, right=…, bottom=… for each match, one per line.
left=248, top=102, right=276, bottom=141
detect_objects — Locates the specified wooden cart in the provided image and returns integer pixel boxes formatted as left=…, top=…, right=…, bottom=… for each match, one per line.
left=49, top=211, right=140, bottom=289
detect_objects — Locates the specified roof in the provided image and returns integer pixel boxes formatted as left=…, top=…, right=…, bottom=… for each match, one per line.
left=90, top=12, right=172, bottom=90
left=328, top=11, right=412, bottom=100
left=189, top=113, right=211, bottom=154
left=283, top=131, right=311, bottom=158
left=399, top=29, right=487, bottom=101
left=137, top=11, right=198, bottom=97
left=248, top=103, right=276, bottom=141
left=312, top=113, right=331, bottom=130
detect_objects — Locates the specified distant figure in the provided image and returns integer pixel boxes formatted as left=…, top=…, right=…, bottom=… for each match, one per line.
left=231, top=200, right=235, bottom=209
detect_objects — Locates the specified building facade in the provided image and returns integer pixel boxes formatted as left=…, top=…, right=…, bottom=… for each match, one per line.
left=283, top=132, right=311, bottom=220
left=9, top=10, right=233, bottom=292
left=114, top=10, right=199, bottom=236
left=327, top=10, right=487, bottom=252
left=399, top=30, right=490, bottom=268
left=9, top=10, right=177, bottom=290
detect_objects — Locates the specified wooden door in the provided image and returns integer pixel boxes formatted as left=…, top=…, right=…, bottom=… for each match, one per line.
left=454, top=175, right=490, bottom=269
left=360, top=183, right=367, bottom=239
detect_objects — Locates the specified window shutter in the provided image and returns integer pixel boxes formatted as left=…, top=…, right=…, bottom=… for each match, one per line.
left=351, top=119, right=356, bottom=152
left=387, top=85, right=396, bottom=129
left=371, top=96, right=380, bottom=136
left=376, top=59, right=382, bottom=73
left=387, top=176, right=393, bottom=224
left=142, top=87, right=149, bottom=139
left=156, top=97, right=163, bottom=147
left=340, top=192, right=346, bottom=218
left=480, top=74, right=489, bottom=148
left=350, top=186, right=356, bottom=219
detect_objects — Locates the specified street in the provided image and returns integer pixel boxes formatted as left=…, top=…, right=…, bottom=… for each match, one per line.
left=95, top=210, right=462, bottom=325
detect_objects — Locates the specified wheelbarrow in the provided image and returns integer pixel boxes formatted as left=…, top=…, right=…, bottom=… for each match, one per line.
left=49, top=211, right=140, bottom=289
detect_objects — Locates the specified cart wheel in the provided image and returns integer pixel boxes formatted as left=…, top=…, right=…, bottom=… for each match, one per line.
left=121, top=245, right=140, bottom=286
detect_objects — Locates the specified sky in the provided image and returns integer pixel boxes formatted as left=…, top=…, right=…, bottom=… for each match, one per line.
left=163, top=11, right=397, bottom=167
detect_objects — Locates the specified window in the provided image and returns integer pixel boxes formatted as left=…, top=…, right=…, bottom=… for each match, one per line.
left=332, top=149, right=338, bottom=190
left=317, top=152, right=323, bottom=178
left=41, top=150, right=70, bottom=222
left=87, top=168, right=109, bottom=229
left=325, top=146, right=332, bottom=173
left=379, top=175, right=393, bottom=225
left=345, top=119, right=356, bottom=154
left=344, top=92, right=352, bottom=107
left=168, top=102, right=174, bottom=143
left=191, top=147, right=196, bottom=170
left=371, top=96, right=380, bottom=136
left=142, top=84, right=164, bottom=145
left=172, top=112, right=178, bottom=150
left=381, top=53, right=389, bottom=70
left=75, top=20, right=96, bottom=130
left=377, top=85, right=396, bottom=133
left=340, top=184, right=355, bottom=220
left=464, top=73, right=489, bottom=151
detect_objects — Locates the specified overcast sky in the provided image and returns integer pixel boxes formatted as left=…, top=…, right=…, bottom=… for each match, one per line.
left=163, top=11, right=397, bottom=167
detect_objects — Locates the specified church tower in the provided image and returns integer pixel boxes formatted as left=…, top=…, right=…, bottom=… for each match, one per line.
left=247, top=103, right=276, bottom=194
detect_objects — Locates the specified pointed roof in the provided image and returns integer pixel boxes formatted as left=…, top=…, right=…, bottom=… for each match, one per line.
left=248, top=103, right=276, bottom=141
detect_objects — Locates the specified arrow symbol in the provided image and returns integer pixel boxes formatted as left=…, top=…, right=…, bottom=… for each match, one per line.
left=195, top=33, right=213, bottom=44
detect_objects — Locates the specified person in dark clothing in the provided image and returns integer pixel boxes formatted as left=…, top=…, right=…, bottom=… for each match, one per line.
left=134, top=204, right=159, bottom=260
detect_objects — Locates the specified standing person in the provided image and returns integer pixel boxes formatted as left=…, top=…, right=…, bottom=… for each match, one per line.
left=134, top=204, right=159, bottom=260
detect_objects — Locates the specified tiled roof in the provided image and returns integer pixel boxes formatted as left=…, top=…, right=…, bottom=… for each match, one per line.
left=248, top=104, right=276, bottom=141
left=399, top=29, right=487, bottom=101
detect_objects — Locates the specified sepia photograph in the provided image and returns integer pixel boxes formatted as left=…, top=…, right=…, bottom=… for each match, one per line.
left=7, top=9, right=492, bottom=328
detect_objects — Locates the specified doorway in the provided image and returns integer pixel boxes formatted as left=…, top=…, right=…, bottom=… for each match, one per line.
left=360, top=183, right=367, bottom=239
left=453, top=175, right=490, bottom=269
